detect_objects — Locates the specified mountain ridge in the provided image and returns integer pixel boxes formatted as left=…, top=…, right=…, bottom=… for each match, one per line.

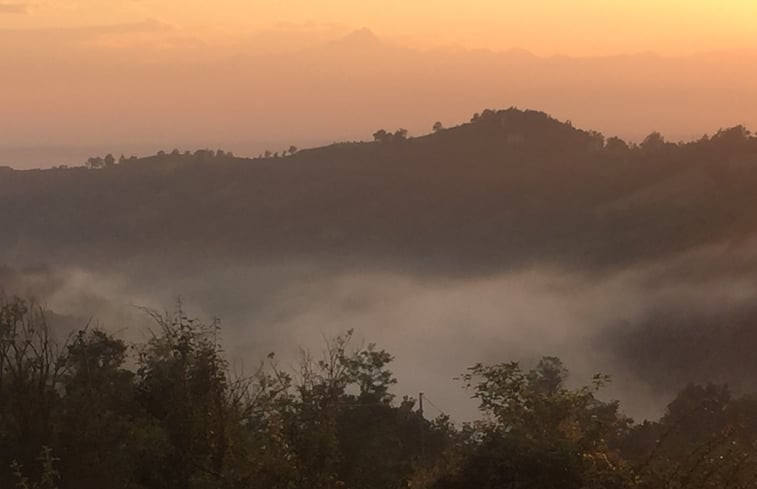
left=1, top=108, right=756, bottom=275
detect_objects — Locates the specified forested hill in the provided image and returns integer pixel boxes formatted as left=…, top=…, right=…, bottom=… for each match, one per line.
left=2, top=108, right=756, bottom=272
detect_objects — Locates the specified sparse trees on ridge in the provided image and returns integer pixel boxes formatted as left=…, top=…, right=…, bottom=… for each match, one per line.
left=373, top=128, right=409, bottom=143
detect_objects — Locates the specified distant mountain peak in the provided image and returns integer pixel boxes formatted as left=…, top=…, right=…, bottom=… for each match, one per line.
left=502, top=47, right=535, bottom=58
left=330, top=27, right=384, bottom=50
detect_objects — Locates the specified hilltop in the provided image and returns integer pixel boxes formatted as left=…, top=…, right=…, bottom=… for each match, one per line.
left=1, top=108, right=756, bottom=274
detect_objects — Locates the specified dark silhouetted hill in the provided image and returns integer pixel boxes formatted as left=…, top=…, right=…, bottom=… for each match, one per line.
left=2, top=108, right=756, bottom=273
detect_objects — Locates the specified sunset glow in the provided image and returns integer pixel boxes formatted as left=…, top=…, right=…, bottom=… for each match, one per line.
left=7, top=2, right=757, bottom=484
left=2, top=1, right=757, bottom=167
left=3, top=0, right=757, bottom=55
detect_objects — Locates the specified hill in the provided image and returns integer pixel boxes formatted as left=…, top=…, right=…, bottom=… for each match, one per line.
left=2, top=108, right=756, bottom=274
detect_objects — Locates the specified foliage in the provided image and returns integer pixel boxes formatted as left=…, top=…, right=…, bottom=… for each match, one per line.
left=11, top=446, right=60, bottom=489
left=434, top=357, right=632, bottom=489
left=2, top=295, right=757, bottom=488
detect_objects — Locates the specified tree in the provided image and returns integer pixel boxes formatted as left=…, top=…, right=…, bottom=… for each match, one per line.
left=135, top=305, right=232, bottom=489
left=432, top=121, right=444, bottom=132
left=288, top=145, right=298, bottom=155
left=605, top=136, right=629, bottom=153
left=10, top=446, right=60, bottom=489
left=284, top=330, right=444, bottom=489
left=373, top=129, right=390, bottom=143
left=86, top=156, right=103, bottom=169
left=480, top=109, right=496, bottom=121
left=435, top=357, right=632, bottom=489
left=56, top=329, right=144, bottom=489
left=712, top=125, right=751, bottom=143
left=285, top=330, right=391, bottom=488
left=0, top=298, right=69, bottom=487
left=103, top=154, right=115, bottom=167
left=640, top=132, right=666, bottom=152
left=626, top=384, right=757, bottom=489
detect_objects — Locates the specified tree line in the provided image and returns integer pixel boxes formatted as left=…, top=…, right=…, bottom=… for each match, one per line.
left=2, top=295, right=757, bottom=489
left=76, top=108, right=755, bottom=172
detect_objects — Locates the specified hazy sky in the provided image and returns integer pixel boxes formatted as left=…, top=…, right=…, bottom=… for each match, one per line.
left=2, top=1, right=757, bottom=167
left=3, top=0, right=757, bottom=55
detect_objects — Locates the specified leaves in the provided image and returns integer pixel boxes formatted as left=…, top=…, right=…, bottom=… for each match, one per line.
left=3, top=296, right=757, bottom=489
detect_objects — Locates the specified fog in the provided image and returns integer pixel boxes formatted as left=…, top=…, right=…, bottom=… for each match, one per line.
left=5, top=238, right=757, bottom=422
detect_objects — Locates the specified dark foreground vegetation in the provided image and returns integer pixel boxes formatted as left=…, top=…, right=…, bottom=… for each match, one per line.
left=2, top=295, right=757, bottom=489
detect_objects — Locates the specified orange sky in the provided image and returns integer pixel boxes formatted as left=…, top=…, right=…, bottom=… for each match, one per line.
left=3, top=0, right=757, bottom=55
left=2, top=1, right=757, bottom=167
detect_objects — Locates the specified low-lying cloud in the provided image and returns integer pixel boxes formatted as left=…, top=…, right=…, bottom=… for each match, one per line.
left=4, top=240, right=757, bottom=422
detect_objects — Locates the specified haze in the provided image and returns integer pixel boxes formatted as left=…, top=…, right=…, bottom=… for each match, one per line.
left=7, top=1, right=757, bottom=487
left=3, top=0, right=757, bottom=168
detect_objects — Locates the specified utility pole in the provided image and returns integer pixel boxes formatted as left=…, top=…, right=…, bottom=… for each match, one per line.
left=419, top=392, right=426, bottom=460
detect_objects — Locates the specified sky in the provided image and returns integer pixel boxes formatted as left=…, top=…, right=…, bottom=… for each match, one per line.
left=4, top=0, right=757, bottom=55
left=2, top=1, right=757, bottom=167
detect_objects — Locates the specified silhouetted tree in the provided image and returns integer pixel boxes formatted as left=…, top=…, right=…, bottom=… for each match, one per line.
left=86, top=157, right=104, bottom=169
left=373, top=129, right=390, bottom=143
left=640, top=132, right=666, bottom=152
left=480, top=109, right=496, bottom=121
left=605, top=136, right=629, bottom=153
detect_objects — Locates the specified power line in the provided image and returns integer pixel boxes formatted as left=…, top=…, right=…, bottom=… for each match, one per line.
left=421, top=394, right=447, bottom=417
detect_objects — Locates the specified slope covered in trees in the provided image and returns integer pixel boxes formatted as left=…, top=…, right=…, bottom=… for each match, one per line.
left=3, top=295, right=757, bottom=489
left=2, top=108, right=757, bottom=273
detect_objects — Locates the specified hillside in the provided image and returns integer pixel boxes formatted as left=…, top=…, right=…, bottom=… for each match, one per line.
left=2, top=108, right=756, bottom=273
